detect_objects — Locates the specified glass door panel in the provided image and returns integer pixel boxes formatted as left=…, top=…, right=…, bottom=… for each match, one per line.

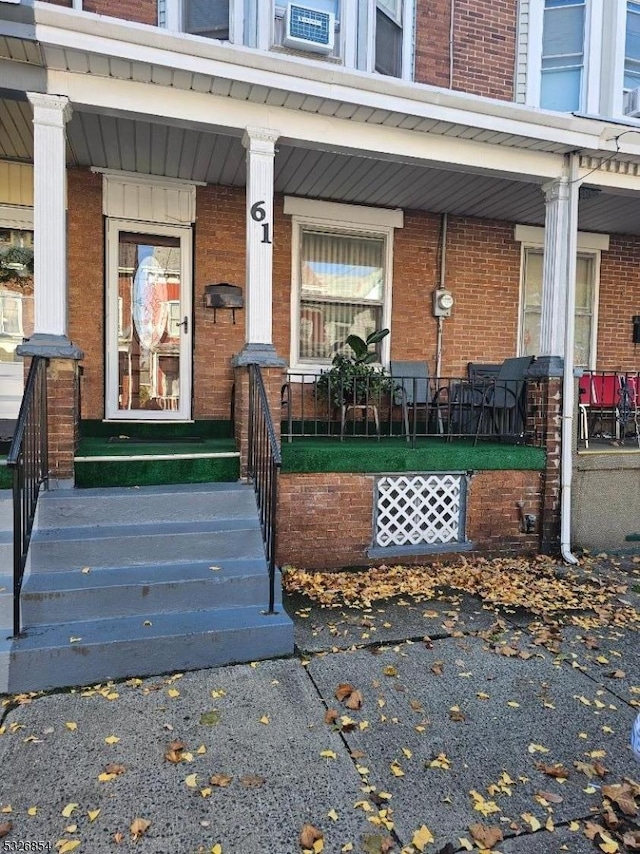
left=107, top=222, right=192, bottom=420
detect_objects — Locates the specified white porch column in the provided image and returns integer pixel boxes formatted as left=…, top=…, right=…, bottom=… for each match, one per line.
left=539, top=176, right=571, bottom=359
left=23, top=93, right=79, bottom=355
left=233, top=126, right=284, bottom=366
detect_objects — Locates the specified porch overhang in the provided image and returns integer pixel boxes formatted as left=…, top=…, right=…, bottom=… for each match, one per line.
left=4, top=2, right=640, bottom=232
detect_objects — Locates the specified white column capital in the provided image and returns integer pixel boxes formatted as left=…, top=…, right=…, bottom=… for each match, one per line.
left=542, top=176, right=570, bottom=204
left=27, top=92, right=73, bottom=127
left=242, top=127, right=280, bottom=154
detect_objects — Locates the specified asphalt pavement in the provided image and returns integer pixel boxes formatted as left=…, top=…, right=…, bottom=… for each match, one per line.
left=0, top=560, right=638, bottom=854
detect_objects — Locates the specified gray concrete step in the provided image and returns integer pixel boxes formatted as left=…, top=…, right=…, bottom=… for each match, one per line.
left=35, top=483, right=257, bottom=530
left=0, top=490, right=12, bottom=532
left=0, top=603, right=294, bottom=693
left=28, top=519, right=265, bottom=572
left=21, top=558, right=280, bottom=626
left=0, top=573, right=11, bottom=629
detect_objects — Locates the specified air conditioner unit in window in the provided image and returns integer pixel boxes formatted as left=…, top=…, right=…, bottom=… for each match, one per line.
left=624, top=87, right=640, bottom=118
left=283, top=4, right=335, bottom=54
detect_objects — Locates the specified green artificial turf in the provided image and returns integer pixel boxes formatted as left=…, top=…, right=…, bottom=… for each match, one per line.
left=280, top=437, right=546, bottom=474
left=0, top=458, right=11, bottom=489
left=75, top=456, right=239, bottom=488
left=79, top=420, right=233, bottom=440
left=76, top=436, right=237, bottom=457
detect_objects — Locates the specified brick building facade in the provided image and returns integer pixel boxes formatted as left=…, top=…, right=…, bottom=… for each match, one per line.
left=2, top=0, right=639, bottom=569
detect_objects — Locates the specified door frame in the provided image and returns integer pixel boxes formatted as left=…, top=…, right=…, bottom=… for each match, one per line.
left=105, top=218, right=193, bottom=421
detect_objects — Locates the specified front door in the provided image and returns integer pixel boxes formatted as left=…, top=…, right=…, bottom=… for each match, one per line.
left=106, top=220, right=192, bottom=420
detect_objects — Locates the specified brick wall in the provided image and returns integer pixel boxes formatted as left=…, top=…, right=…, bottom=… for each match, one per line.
left=41, top=0, right=157, bottom=25
left=277, top=469, right=542, bottom=569
left=67, top=168, right=104, bottom=420
left=596, top=235, right=640, bottom=371
left=414, top=0, right=517, bottom=101
left=47, top=358, right=81, bottom=483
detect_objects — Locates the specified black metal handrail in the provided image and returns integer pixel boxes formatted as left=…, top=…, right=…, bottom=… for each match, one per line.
left=7, top=356, right=49, bottom=637
left=247, top=364, right=282, bottom=614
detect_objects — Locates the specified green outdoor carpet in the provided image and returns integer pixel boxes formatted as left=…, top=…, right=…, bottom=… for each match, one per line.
left=280, top=437, right=546, bottom=474
left=79, top=420, right=233, bottom=440
left=76, top=436, right=237, bottom=458
left=0, top=458, right=10, bottom=489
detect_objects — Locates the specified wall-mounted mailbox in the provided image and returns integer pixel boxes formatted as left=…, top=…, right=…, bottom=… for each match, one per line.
left=204, top=283, right=244, bottom=323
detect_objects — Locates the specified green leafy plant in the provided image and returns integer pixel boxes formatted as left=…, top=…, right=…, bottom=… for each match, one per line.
left=316, top=328, right=391, bottom=408
left=0, top=246, right=33, bottom=283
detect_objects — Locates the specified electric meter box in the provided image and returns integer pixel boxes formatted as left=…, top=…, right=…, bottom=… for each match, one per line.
left=433, top=289, right=454, bottom=317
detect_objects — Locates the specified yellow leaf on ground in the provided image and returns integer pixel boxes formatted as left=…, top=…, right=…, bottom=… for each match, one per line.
left=104, top=736, right=119, bottom=745
left=56, top=841, right=81, bottom=853
left=65, top=722, right=77, bottom=732
left=211, top=845, right=223, bottom=854
left=458, top=839, right=473, bottom=851
left=167, top=688, right=180, bottom=698
left=259, top=715, right=270, bottom=725
left=27, top=807, right=37, bottom=816
left=522, top=813, right=542, bottom=831
left=599, top=840, right=619, bottom=853
left=390, top=761, right=404, bottom=777
left=320, top=750, right=336, bottom=760
left=412, top=824, right=435, bottom=851
left=528, top=743, right=549, bottom=754
left=569, top=822, right=580, bottom=831
left=200, top=788, right=212, bottom=798
left=88, top=809, right=100, bottom=822
left=61, top=803, right=78, bottom=818
left=327, top=809, right=339, bottom=822
left=402, top=748, right=412, bottom=758
left=185, top=774, right=198, bottom=788
left=507, top=701, right=520, bottom=708
left=196, top=745, right=207, bottom=755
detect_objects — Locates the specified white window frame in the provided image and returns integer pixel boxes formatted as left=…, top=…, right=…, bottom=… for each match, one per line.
left=0, top=291, right=24, bottom=338
left=515, top=225, right=608, bottom=370
left=162, top=0, right=244, bottom=43
left=285, top=197, right=403, bottom=374
left=362, top=0, right=415, bottom=80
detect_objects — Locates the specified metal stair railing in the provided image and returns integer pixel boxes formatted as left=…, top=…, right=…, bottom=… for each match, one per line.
left=7, top=356, right=49, bottom=637
left=247, top=364, right=282, bottom=614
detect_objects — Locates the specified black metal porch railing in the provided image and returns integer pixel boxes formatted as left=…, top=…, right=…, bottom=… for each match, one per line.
left=281, top=372, right=533, bottom=447
left=578, top=370, right=640, bottom=448
left=7, top=356, right=49, bottom=638
left=247, top=364, right=282, bottom=614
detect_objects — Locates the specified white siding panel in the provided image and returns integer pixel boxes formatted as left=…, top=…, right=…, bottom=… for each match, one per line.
left=0, top=162, right=33, bottom=206
left=103, top=174, right=196, bottom=224
left=516, top=0, right=530, bottom=104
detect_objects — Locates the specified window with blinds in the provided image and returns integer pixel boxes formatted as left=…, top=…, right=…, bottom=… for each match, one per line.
left=520, top=248, right=595, bottom=368
left=540, top=0, right=585, bottom=111
left=183, top=0, right=230, bottom=40
left=298, top=229, right=386, bottom=362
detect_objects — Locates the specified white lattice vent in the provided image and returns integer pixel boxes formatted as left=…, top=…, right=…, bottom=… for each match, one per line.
left=375, top=474, right=465, bottom=548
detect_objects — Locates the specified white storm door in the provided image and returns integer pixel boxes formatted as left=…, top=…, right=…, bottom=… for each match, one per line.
left=106, top=219, right=192, bottom=420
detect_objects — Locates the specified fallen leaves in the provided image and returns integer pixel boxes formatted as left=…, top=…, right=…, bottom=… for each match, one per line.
left=411, top=824, right=434, bottom=851
left=335, top=684, right=363, bottom=710
left=468, top=822, right=503, bottom=849
left=130, top=817, right=151, bottom=839
left=0, top=822, right=11, bottom=839
left=299, top=823, right=323, bottom=852
left=282, top=557, right=640, bottom=629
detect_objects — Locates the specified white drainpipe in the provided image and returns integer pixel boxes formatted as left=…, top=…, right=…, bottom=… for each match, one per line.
left=72, top=0, right=83, bottom=10
left=560, top=152, right=580, bottom=565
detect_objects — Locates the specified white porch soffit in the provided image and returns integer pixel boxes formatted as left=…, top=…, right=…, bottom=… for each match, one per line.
left=28, top=1, right=623, bottom=170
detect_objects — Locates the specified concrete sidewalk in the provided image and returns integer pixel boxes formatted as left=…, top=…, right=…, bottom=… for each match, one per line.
left=0, top=576, right=638, bottom=853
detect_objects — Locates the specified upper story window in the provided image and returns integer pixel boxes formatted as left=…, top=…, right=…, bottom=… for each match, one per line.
left=162, top=1, right=415, bottom=81
left=183, top=0, right=229, bottom=40
left=375, top=0, right=403, bottom=77
left=540, top=0, right=585, bottom=111
left=625, top=2, right=640, bottom=91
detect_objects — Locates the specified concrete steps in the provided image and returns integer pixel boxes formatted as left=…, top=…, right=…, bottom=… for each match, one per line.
left=0, top=484, right=294, bottom=693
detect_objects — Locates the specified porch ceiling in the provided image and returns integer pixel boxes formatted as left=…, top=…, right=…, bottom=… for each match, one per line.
left=3, top=97, right=640, bottom=236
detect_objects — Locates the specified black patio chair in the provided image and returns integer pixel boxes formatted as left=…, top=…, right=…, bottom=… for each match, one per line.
left=475, top=355, right=534, bottom=442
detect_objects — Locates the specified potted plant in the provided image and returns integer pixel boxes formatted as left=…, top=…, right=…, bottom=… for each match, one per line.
left=316, top=328, right=392, bottom=409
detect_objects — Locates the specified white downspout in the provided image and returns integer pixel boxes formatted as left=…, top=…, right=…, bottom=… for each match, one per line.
left=72, top=0, right=83, bottom=10
left=560, top=152, right=580, bottom=565
left=435, top=212, right=447, bottom=380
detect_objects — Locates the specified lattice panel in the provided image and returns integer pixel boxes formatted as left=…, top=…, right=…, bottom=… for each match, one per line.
left=375, top=475, right=465, bottom=547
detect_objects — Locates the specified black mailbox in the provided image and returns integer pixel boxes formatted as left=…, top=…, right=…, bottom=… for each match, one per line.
left=204, top=283, right=244, bottom=322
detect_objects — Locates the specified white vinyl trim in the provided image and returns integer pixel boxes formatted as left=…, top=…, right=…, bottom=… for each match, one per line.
left=0, top=204, right=33, bottom=229
left=100, top=171, right=197, bottom=224
left=514, top=224, right=610, bottom=251
left=284, top=195, right=404, bottom=227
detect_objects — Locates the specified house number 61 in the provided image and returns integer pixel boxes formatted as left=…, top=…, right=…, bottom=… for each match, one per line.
left=250, top=200, right=272, bottom=245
